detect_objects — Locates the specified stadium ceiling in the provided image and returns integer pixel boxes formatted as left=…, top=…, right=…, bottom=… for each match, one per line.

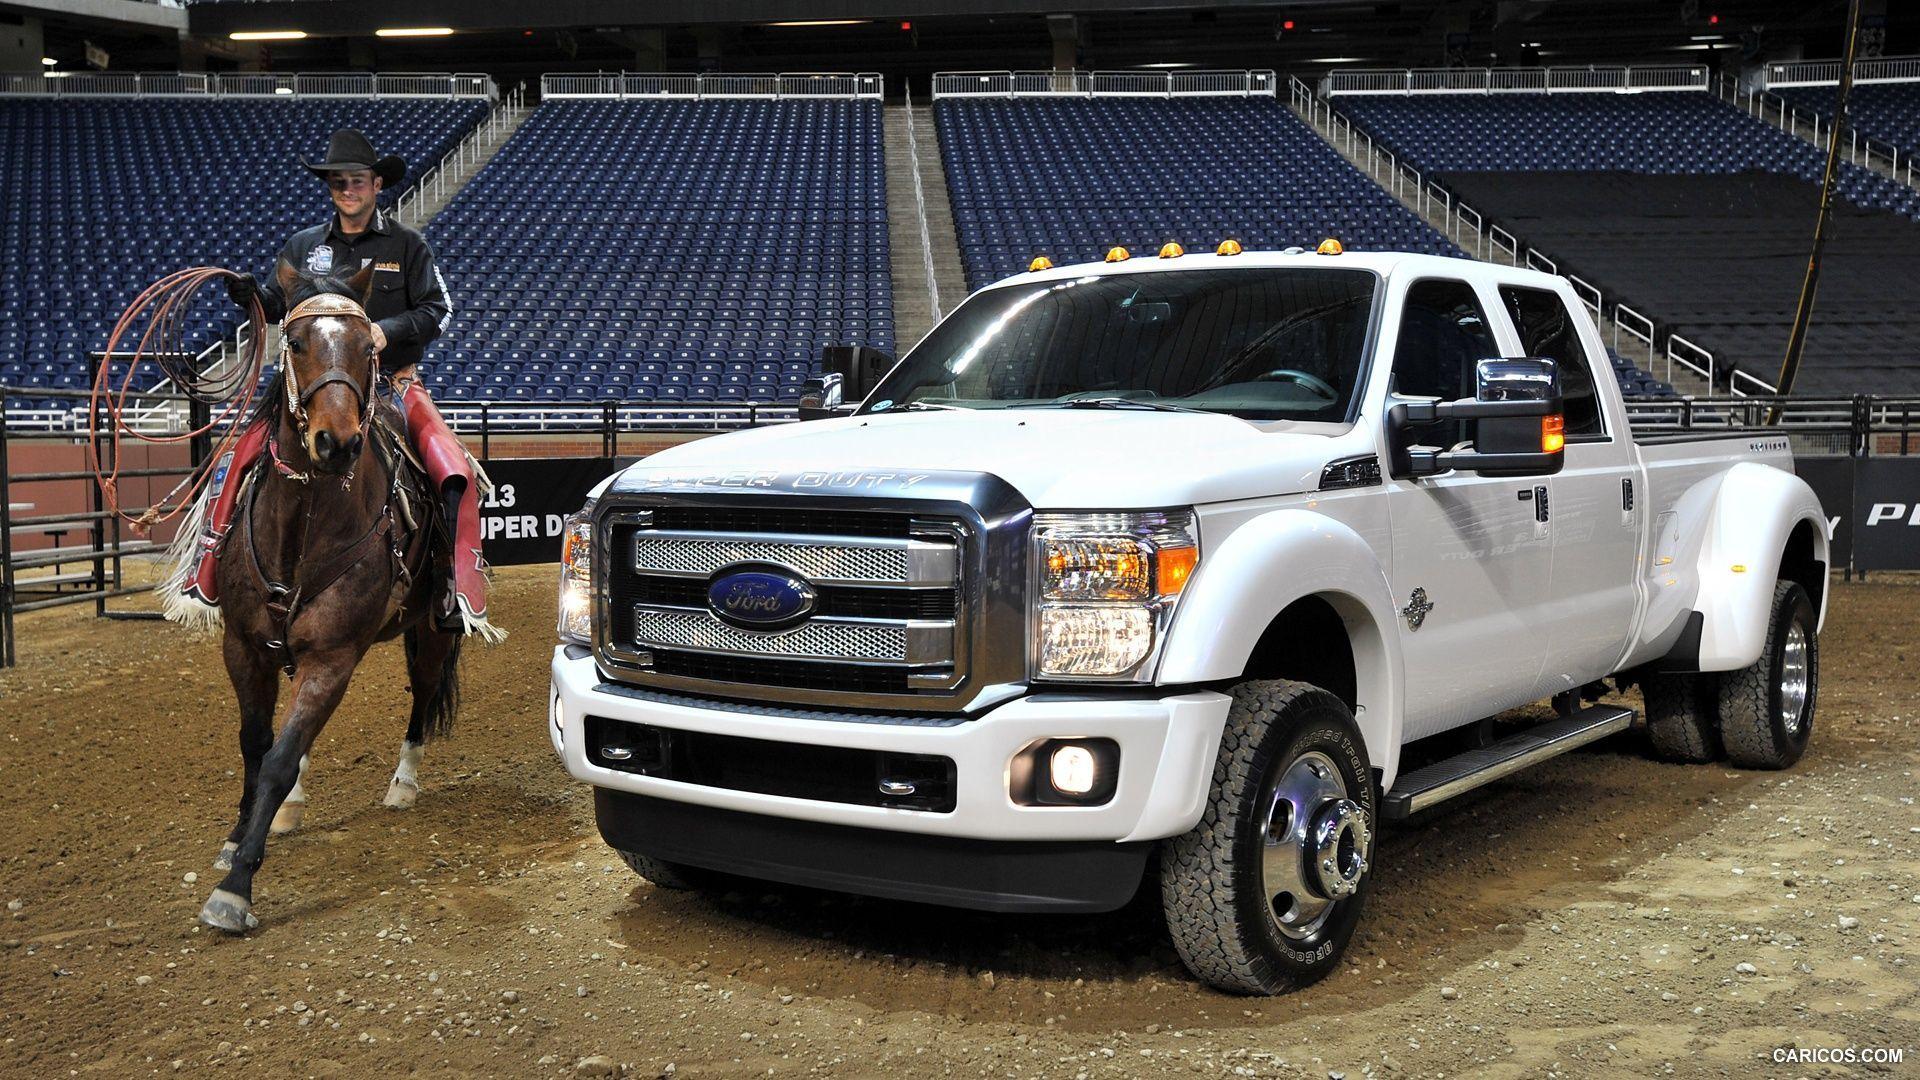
left=23, top=1, right=1911, bottom=82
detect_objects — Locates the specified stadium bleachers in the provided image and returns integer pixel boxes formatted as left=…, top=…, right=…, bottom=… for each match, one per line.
left=0, top=97, right=487, bottom=416
left=1335, top=89, right=1920, bottom=394
left=424, top=99, right=893, bottom=406
left=1775, top=82, right=1920, bottom=163
left=935, top=96, right=1463, bottom=293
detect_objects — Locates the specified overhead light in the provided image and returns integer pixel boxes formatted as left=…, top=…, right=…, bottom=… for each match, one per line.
left=1138, top=62, right=1195, bottom=69
left=767, top=19, right=869, bottom=27
left=1309, top=57, right=1371, bottom=64
left=40, top=56, right=56, bottom=67
left=229, top=30, right=308, bottom=41
left=1691, top=34, right=1724, bottom=41
left=376, top=27, right=454, bottom=37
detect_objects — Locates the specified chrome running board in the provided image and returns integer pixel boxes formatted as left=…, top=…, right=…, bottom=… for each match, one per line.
left=1382, top=704, right=1635, bottom=821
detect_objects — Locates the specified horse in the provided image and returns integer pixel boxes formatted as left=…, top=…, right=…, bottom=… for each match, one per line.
left=195, top=259, right=462, bottom=933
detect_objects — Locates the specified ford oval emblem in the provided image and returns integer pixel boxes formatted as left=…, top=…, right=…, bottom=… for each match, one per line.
left=707, top=567, right=816, bottom=630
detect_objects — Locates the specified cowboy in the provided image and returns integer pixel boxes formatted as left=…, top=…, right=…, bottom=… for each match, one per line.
left=184, top=128, right=491, bottom=636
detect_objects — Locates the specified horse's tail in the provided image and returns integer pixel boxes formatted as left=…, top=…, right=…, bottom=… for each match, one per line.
left=408, top=630, right=463, bottom=742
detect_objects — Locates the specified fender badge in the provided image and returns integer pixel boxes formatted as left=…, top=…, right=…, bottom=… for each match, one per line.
left=1401, top=587, right=1433, bottom=631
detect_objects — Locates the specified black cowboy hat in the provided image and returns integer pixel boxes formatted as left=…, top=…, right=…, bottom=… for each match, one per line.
left=303, top=128, right=405, bottom=187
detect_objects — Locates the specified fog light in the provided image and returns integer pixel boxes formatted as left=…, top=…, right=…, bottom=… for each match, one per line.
left=1014, top=738, right=1119, bottom=806
left=1050, top=744, right=1097, bottom=795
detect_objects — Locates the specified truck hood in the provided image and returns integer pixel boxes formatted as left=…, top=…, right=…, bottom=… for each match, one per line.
left=613, top=410, right=1361, bottom=507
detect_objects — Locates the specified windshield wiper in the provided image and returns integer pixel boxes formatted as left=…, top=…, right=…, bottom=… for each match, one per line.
left=1009, top=397, right=1204, bottom=413
left=869, top=400, right=965, bottom=413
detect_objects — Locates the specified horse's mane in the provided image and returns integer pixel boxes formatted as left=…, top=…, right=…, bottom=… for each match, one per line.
left=250, top=270, right=367, bottom=426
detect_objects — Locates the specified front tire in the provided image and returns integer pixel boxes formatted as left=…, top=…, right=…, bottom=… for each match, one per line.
left=1718, top=581, right=1818, bottom=769
left=1161, top=680, right=1375, bottom=995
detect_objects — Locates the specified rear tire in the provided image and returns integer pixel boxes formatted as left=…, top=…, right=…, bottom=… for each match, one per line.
left=1161, top=680, right=1375, bottom=995
left=1642, top=671, right=1721, bottom=763
left=1718, top=581, right=1817, bottom=770
left=616, top=849, right=713, bottom=891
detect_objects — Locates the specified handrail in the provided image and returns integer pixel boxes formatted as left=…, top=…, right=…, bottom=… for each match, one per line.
left=931, top=69, right=1276, bottom=100
left=1326, top=64, right=1708, bottom=96
left=395, top=84, right=526, bottom=227
left=1765, top=55, right=1920, bottom=88
left=1718, top=74, right=1916, bottom=191
left=539, top=71, right=883, bottom=100
left=902, top=84, right=942, bottom=324
left=1292, top=75, right=1726, bottom=391
left=0, top=71, right=494, bottom=99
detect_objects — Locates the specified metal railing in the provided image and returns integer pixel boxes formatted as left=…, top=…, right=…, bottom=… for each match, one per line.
left=539, top=71, right=882, bottom=100
left=394, top=84, right=528, bottom=227
left=902, top=84, right=942, bottom=324
left=1716, top=74, right=1916, bottom=190
left=931, top=69, right=1277, bottom=99
left=0, top=71, right=494, bottom=99
left=1289, top=75, right=1753, bottom=395
left=1765, top=55, right=1920, bottom=88
left=1325, top=65, right=1709, bottom=96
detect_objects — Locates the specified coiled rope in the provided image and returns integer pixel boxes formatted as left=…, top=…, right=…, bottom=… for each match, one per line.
left=88, top=267, right=269, bottom=536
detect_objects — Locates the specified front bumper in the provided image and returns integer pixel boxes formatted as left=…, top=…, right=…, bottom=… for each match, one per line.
left=549, top=646, right=1231, bottom=844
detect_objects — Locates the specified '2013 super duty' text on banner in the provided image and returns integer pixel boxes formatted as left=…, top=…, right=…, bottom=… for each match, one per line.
left=477, top=458, right=634, bottom=566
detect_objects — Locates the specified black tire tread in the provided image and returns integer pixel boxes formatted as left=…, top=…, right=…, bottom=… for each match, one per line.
left=1160, top=679, right=1361, bottom=996
left=1718, top=581, right=1815, bottom=770
left=1642, top=671, right=1721, bottom=763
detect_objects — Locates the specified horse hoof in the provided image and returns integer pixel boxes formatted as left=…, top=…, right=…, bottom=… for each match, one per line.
left=197, top=889, right=258, bottom=934
left=212, top=841, right=238, bottom=871
left=382, top=779, right=418, bottom=810
left=270, top=801, right=305, bottom=835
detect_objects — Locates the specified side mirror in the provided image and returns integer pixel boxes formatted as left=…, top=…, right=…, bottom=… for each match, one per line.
left=798, top=345, right=895, bottom=421
left=1389, top=357, right=1566, bottom=478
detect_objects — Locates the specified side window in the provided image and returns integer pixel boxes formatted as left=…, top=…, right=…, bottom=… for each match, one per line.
left=1390, top=279, right=1500, bottom=448
left=1498, top=285, right=1604, bottom=437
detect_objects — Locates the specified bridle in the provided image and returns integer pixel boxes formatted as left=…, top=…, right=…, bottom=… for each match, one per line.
left=281, top=292, right=379, bottom=441
left=277, top=292, right=380, bottom=485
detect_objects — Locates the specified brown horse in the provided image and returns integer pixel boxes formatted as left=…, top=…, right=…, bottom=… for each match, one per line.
left=198, top=260, right=461, bottom=933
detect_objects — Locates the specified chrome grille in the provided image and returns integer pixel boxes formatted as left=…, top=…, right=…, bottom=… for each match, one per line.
left=633, top=533, right=910, bottom=583
left=599, top=505, right=971, bottom=701
left=631, top=608, right=910, bottom=662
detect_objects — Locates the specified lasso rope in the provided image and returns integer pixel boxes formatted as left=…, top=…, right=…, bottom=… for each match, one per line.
left=88, top=267, right=269, bottom=536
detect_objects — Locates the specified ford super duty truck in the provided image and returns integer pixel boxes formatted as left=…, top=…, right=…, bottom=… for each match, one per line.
left=548, top=247, right=1829, bottom=995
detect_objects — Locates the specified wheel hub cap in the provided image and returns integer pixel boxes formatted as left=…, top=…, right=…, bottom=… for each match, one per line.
left=1258, top=751, right=1371, bottom=942
left=1781, top=622, right=1810, bottom=735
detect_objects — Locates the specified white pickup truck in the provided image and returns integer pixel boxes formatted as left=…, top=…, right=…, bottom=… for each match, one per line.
left=548, top=247, right=1830, bottom=995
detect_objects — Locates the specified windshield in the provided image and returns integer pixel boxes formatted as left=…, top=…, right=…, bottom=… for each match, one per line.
left=864, top=268, right=1379, bottom=422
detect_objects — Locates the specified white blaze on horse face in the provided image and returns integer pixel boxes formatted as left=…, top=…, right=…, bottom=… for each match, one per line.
left=384, top=740, right=423, bottom=810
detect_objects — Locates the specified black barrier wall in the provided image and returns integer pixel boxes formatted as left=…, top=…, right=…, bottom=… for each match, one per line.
left=478, top=458, right=635, bottom=566
left=1852, top=458, right=1920, bottom=572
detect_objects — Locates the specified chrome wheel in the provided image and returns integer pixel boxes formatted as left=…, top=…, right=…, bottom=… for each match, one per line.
left=1781, top=622, right=1811, bottom=736
left=1258, top=750, right=1371, bottom=941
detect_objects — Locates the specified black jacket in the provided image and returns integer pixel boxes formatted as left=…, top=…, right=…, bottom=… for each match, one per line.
left=259, top=208, right=452, bottom=375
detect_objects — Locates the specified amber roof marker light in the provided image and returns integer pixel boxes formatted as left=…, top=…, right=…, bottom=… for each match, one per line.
left=1028, top=255, right=1054, bottom=272
left=1158, top=242, right=1184, bottom=259
left=1104, top=246, right=1131, bottom=263
left=1316, top=238, right=1345, bottom=255
left=1216, top=239, right=1244, bottom=256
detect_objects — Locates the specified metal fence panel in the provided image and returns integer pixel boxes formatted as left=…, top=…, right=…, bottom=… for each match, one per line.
left=1624, top=66, right=1709, bottom=90
left=1090, top=71, right=1170, bottom=96
left=934, top=71, right=1013, bottom=98
left=1012, top=69, right=1089, bottom=96
left=294, top=72, right=377, bottom=97
left=1489, top=69, right=1549, bottom=93
left=1767, top=55, right=1920, bottom=88
left=1409, top=68, right=1490, bottom=93
left=56, top=72, right=141, bottom=96
left=218, top=73, right=294, bottom=97
left=700, top=73, right=780, bottom=98
left=542, top=73, right=621, bottom=98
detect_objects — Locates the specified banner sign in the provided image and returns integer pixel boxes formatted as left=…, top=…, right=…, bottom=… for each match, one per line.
left=1852, top=457, right=1920, bottom=572
left=478, top=457, right=635, bottom=566
left=1793, top=457, right=1853, bottom=572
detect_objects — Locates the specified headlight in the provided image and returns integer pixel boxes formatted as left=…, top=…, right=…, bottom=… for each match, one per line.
left=1032, top=511, right=1197, bottom=680
left=556, top=500, right=595, bottom=645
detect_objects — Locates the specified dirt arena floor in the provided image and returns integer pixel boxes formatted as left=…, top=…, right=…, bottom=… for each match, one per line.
left=2, top=567, right=1915, bottom=1079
